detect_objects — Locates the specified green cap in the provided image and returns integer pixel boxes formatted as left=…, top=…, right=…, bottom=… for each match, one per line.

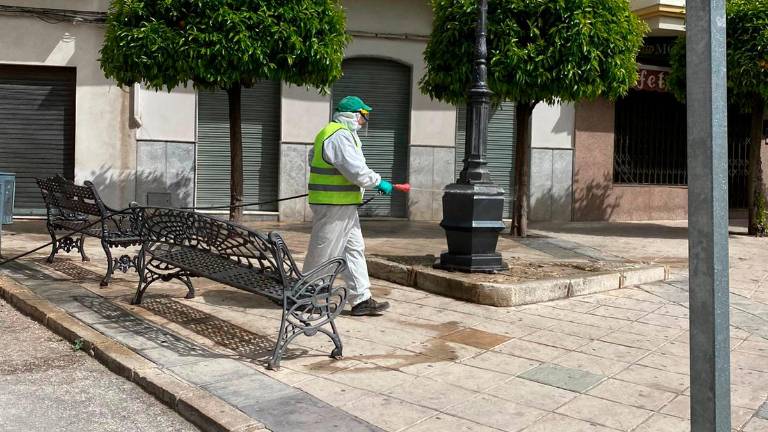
left=335, top=96, right=372, bottom=113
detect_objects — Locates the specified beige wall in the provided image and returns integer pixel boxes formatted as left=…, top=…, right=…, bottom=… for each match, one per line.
left=531, top=103, right=574, bottom=149
left=529, top=102, right=575, bottom=221
left=281, top=84, right=331, bottom=144
left=631, top=0, right=686, bottom=35
left=573, top=98, right=688, bottom=221
left=135, top=84, right=196, bottom=143
left=0, top=15, right=135, bottom=208
left=343, top=0, right=432, bottom=36
left=0, top=1, right=108, bottom=11
left=631, top=0, right=684, bottom=9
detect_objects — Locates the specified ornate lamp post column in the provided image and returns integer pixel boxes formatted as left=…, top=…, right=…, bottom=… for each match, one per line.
left=436, top=0, right=507, bottom=273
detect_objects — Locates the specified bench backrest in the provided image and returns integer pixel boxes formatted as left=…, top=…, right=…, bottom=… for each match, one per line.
left=140, top=207, right=301, bottom=284
left=36, top=175, right=107, bottom=218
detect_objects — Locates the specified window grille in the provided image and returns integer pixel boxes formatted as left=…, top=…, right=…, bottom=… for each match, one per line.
left=613, top=91, right=751, bottom=208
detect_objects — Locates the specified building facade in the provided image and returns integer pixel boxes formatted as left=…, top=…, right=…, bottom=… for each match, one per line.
left=2, top=1, right=765, bottom=222
left=0, top=0, right=134, bottom=213
left=571, top=0, right=768, bottom=221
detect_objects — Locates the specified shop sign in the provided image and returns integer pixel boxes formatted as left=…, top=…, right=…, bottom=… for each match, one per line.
left=635, top=64, right=670, bottom=93
left=637, top=37, right=677, bottom=67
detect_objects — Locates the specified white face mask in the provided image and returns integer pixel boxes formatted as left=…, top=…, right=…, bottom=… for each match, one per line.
left=333, top=111, right=362, bottom=132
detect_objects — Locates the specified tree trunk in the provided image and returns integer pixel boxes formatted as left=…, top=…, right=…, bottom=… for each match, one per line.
left=747, top=94, right=766, bottom=235
left=227, top=85, right=244, bottom=223
left=512, top=102, right=536, bottom=237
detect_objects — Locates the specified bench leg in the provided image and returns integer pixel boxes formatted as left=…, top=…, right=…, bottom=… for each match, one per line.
left=269, top=317, right=289, bottom=371
left=182, top=276, right=195, bottom=299
left=312, top=319, right=343, bottom=360
left=132, top=257, right=195, bottom=305
left=268, top=312, right=302, bottom=371
left=268, top=313, right=344, bottom=371
left=45, top=225, right=57, bottom=263
left=100, top=239, right=114, bottom=287
left=327, top=319, right=343, bottom=360
left=79, top=234, right=90, bottom=262
left=47, top=234, right=86, bottom=264
left=132, top=249, right=148, bottom=305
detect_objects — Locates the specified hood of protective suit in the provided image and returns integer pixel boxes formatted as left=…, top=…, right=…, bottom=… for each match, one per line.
left=333, top=111, right=362, bottom=133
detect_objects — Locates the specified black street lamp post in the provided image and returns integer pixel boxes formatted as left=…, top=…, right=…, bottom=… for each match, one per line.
left=436, top=0, right=507, bottom=273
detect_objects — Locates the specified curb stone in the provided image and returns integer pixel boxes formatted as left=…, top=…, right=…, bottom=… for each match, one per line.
left=366, top=256, right=668, bottom=307
left=0, top=275, right=270, bottom=432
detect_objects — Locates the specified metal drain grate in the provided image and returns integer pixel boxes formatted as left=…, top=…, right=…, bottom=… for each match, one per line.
left=140, top=298, right=307, bottom=360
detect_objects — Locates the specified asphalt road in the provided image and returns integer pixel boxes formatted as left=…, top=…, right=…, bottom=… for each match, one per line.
left=0, top=299, right=199, bottom=432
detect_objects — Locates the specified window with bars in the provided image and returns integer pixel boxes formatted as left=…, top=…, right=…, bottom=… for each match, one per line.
left=613, top=90, right=688, bottom=185
left=612, top=89, right=752, bottom=208
left=727, top=111, right=751, bottom=209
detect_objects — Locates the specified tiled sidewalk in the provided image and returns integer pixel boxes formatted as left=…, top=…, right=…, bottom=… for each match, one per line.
left=1, top=220, right=768, bottom=431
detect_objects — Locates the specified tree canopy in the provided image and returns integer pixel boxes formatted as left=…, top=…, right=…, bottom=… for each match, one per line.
left=99, top=0, right=349, bottom=91
left=421, top=0, right=646, bottom=237
left=420, top=0, right=647, bottom=106
left=667, top=0, right=768, bottom=110
left=99, top=0, right=349, bottom=222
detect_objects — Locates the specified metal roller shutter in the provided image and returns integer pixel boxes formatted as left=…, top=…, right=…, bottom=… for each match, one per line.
left=331, top=58, right=411, bottom=218
left=196, top=81, right=281, bottom=211
left=0, top=64, right=76, bottom=215
left=455, top=102, right=517, bottom=218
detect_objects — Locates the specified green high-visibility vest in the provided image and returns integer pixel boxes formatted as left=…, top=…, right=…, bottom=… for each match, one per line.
left=308, top=122, right=364, bottom=205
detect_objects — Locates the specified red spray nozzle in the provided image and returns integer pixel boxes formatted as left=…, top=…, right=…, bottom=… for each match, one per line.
left=393, top=183, right=411, bottom=193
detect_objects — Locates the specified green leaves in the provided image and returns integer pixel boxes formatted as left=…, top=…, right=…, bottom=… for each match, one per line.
left=99, top=0, right=349, bottom=91
left=421, top=0, right=647, bottom=105
left=668, top=0, right=768, bottom=110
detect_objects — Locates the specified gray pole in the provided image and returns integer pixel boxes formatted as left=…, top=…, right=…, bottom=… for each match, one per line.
left=686, top=0, right=731, bottom=430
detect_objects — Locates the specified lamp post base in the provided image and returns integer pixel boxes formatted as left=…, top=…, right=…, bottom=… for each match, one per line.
left=435, top=251, right=507, bottom=273
left=436, top=183, right=507, bottom=273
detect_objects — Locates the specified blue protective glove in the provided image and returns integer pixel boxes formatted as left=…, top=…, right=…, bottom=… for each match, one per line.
left=375, top=179, right=393, bottom=196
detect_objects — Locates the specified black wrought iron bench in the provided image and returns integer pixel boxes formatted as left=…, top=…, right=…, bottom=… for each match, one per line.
left=36, top=175, right=143, bottom=286
left=132, top=207, right=348, bottom=370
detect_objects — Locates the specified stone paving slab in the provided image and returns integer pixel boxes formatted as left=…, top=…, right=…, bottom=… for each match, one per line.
left=518, top=364, right=605, bottom=393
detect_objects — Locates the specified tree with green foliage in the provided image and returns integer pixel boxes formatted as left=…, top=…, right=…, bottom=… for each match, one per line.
left=421, top=0, right=646, bottom=236
left=668, top=0, right=768, bottom=235
left=100, top=0, right=348, bottom=222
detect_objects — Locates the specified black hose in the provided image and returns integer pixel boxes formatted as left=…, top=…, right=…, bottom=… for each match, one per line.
left=0, top=191, right=385, bottom=267
left=180, top=193, right=309, bottom=211
left=0, top=208, right=129, bottom=267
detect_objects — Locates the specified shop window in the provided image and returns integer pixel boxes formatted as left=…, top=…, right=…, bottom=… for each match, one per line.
left=613, top=90, right=687, bottom=185
left=613, top=89, right=752, bottom=208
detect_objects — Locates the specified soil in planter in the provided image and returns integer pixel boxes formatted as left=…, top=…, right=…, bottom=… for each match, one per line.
left=374, top=254, right=643, bottom=284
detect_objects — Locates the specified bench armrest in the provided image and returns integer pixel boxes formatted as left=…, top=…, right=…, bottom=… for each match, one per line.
left=100, top=205, right=144, bottom=238
left=267, top=232, right=303, bottom=283
left=287, top=256, right=348, bottom=322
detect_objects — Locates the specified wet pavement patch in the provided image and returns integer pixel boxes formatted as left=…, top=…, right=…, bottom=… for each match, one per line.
left=438, top=328, right=511, bottom=350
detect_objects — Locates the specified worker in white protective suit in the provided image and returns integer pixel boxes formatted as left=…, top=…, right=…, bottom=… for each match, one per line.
left=303, top=96, right=391, bottom=316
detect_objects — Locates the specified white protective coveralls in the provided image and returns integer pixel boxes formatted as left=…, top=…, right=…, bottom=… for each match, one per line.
left=302, top=111, right=381, bottom=306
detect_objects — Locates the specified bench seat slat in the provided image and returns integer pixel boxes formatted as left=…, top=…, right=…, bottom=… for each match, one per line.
left=147, top=243, right=286, bottom=301
left=51, top=219, right=142, bottom=243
